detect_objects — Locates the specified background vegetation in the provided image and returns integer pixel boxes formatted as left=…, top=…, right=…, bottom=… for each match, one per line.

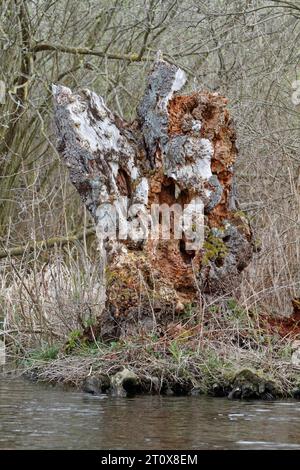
left=1, top=0, right=300, bottom=348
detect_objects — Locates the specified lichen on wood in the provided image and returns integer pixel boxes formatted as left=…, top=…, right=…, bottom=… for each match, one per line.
left=52, top=55, right=253, bottom=340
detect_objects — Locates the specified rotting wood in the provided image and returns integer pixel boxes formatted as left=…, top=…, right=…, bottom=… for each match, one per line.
left=53, top=55, right=253, bottom=340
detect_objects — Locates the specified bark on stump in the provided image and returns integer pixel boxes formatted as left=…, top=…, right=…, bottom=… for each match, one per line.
left=53, top=57, right=253, bottom=340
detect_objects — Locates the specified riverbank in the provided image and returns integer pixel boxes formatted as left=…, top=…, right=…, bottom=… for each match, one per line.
left=16, top=303, right=300, bottom=400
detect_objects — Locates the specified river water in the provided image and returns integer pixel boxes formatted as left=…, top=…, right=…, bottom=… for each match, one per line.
left=0, top=376, right=300, bottom=449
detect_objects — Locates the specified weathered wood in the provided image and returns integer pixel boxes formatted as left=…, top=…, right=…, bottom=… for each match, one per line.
left=53, top=56, right=253, bottom=340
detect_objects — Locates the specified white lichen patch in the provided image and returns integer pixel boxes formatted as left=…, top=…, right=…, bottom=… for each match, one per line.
left=53, top=84, right=135, bottom=160
left=85, top=89, right=111, bottom=119
left=133, top=177, right=149, bottom=205
left=204, top=187, right=212, bottom=198
left=159, top=67, right=187, bottom=110
left=172, top=68, right=187, bottom=94
left=166, top=137, right=213, bottom=187
left=109, top=161, right=119, bottom=178
left=53, top=84, right=140, bottom=209
left=191, top=120, right=202, bottom=132
left=70, top=103, right=121, bottom=153
left=194, top=138, right=213, bottom=180
left=127, top=160, right=139, bottom=181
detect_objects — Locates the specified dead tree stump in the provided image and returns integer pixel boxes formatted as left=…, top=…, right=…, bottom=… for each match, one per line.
left=53, top=57, right=253, bottom=340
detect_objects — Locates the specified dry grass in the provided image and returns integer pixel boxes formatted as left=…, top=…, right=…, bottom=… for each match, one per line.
left=14, top=300, right=300, bottom=397
left=0, top=243, right=105, bottom=350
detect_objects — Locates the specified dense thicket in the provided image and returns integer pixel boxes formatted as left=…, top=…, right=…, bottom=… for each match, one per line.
left=1, top=1, right=300, bottom=342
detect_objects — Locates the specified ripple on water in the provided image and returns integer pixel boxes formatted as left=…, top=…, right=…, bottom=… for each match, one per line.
left=237, top=441, right=300, bottom=449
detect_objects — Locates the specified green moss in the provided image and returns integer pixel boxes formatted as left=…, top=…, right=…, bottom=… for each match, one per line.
left=105, top=267, right=135, bottom=290
left=233, top=209, right=251, bottom=222
left=105, top=267, right=120, bottom=285
left=230, top=368, right=280, bottom=394
left=202, top=232, right=228, bottom=266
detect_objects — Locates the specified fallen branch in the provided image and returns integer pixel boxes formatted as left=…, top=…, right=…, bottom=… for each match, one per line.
left=0, top=227, right=95, bottom=260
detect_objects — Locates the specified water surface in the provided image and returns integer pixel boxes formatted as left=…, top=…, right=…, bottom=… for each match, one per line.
left=0, top=376, right=300, bottom=449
